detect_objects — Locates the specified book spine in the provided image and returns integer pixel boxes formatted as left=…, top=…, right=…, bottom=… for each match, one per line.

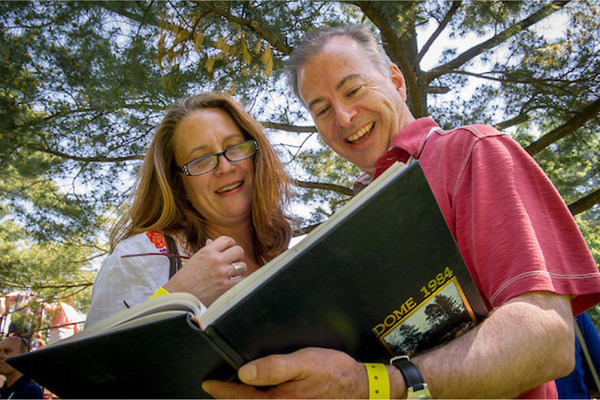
left=186, top=314, right=245, bottom=369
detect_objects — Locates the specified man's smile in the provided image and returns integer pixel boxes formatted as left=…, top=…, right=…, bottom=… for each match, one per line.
left=346, top=122, right=374, bottom=144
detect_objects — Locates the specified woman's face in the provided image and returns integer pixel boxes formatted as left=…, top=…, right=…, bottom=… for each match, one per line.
left=173, top=108, right=255, bottom=231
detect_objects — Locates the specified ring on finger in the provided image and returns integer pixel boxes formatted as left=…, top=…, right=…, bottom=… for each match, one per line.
left=230, top=261, right=246, bottom=279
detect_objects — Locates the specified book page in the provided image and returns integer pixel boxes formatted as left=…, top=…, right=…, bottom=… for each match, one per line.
left=52, top=292, right=203, bottom=346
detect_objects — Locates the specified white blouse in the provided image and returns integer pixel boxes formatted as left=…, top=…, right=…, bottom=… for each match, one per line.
left=85, top=231, right=207, bottom=327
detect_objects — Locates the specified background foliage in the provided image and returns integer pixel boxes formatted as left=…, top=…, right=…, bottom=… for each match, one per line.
left=1, top=1, right=599, bottom=331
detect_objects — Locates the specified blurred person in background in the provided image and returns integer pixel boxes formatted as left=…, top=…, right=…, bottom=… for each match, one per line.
left=0, top=333, right=43, bottom=399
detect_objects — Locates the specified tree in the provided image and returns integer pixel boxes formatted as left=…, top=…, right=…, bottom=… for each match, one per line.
left=1, top=1, right=598, bottom=319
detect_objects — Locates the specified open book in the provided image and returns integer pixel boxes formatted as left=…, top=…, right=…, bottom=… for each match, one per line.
left=9, top=161, right=488, bottom=399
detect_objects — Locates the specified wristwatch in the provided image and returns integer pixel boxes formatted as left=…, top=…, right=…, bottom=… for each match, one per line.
left=390, top=356, right=433, bottom=399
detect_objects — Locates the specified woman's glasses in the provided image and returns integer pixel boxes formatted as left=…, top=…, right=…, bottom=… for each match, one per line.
left=6, top=332, right=30, bottom=350
left=176, top=140, right=258, bottom=176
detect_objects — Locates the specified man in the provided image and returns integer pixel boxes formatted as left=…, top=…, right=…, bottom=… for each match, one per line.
left=203, top=25, right=600, bottom=398
left=0, top=334, right=44, bottom=399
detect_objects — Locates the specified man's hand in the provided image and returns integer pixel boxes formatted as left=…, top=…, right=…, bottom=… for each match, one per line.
left=202, top=348, right=372, bottom=399
left=202, top=292, right=574, bottom=399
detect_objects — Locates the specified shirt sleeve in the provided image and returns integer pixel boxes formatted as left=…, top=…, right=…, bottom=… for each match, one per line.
left=452, top=133, right=600, bottom=311
left=85, top=238, right=169, bottom=327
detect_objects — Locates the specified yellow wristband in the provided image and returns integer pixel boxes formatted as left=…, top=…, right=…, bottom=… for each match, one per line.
left=151, top=286, right=170, bottom=298
left=365, top=363, right=390, bottom=399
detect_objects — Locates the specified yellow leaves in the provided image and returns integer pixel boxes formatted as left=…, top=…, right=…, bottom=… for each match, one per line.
left=153, top=10, right=276, bottom=79
left=254, top=38, right=263, bottom=54
left=174, top=29, right=189, bottom=46
left=193, top=30, right=204, bottom=51
left=261, top=44, right=273, bottom=77
left=241, top=39, right=252, bottom=65
left=215, top=36, right=228, bottom=51
left=166, top=47, right=178, bottom=64
left=205, top=57, right=215, bottom=74
left=161, top=71, right=179, bottom=93
left=157, top=33, right=166, bottom=65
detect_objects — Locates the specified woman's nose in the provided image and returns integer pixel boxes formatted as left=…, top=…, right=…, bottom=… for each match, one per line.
left=213, top=153, right=235, bottom=174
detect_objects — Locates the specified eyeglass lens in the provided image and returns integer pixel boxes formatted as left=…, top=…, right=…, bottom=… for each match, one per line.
left=184, top=140, right=257, bottom=176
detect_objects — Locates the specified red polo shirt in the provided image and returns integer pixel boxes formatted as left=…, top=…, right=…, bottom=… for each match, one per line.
left=355, top=117, right=600, bottom=398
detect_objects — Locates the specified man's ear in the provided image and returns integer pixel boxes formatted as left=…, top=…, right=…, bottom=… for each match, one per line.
left=389, top=64, right=407, bottom=101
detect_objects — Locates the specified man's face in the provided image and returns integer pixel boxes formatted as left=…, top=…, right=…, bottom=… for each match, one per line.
left=0, top=338, right=25, bottom=376
left=297, top=36, right=414, bottom=175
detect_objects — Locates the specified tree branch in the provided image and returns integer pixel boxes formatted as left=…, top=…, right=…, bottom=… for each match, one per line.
left=293, top=222, right=321, bottom=236
left=34, top=146, right=143, bottom=163
left=494, top=112, right=531, bottom=131
left=569, top=187, right=600, bottom=215
left=92, top=1, right=160, bottom=26
left=260, top=121, right=317, bottom=133
left=197, top=1, right=292, bottom=56
left=416, top=1, right=462, bottom=65
left=525, top=97, right=600, bottom=155
left=0, top=281, right=93, bottom=290
left=293, top=180, right=354, bottom=196
left=354, top=1, right=425, bottom=116
left=452, top=69, right=577, bottom=88
left=423, top=1, right=570, bottom=82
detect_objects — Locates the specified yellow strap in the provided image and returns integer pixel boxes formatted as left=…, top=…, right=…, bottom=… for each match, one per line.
left=365, top=363, right=390, bottom=399
left=150, top=286, right=170, bottom=298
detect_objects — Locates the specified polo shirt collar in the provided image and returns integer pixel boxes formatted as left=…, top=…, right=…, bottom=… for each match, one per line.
left=387, top=117, right=440, bottom=159
left=353, top=118, right=440, bottom=192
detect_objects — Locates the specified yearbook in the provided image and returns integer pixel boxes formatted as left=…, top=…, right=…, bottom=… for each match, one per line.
left=8, top=161, right=488, bottom=398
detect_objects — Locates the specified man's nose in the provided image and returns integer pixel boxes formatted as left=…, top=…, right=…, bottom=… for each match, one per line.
left=334, top=103, right=357, bottom=127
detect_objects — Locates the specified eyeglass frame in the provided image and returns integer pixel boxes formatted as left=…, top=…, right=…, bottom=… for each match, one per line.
left=175, top=139, right=259, bottom=176
left=5, top=332, right=31, bottom=350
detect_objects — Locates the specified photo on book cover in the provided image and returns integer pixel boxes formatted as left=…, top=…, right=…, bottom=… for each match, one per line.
left=377, top=277, right=478, bottom=357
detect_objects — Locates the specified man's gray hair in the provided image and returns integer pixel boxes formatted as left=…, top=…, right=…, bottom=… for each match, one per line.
left=284, top=25, right=393, bottom=104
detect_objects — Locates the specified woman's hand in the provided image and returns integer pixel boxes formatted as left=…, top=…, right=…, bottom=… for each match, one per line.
left=162, top=236, right=247, bottom=306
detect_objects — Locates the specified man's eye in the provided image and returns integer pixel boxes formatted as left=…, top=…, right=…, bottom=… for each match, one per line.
left=316, top=105, right=330, bottom=117
left=347, top=86, right=362, bottom=96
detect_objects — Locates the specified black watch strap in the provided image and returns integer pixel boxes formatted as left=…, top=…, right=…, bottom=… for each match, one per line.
left=390, top=356, right=432, bottom=399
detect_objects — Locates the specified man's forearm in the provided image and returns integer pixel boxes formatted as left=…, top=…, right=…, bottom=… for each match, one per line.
left=408, top=292, right=574, bottom=398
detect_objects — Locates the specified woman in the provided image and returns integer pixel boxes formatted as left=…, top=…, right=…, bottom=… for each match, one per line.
left=86, top=93, right=292, bottom=327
